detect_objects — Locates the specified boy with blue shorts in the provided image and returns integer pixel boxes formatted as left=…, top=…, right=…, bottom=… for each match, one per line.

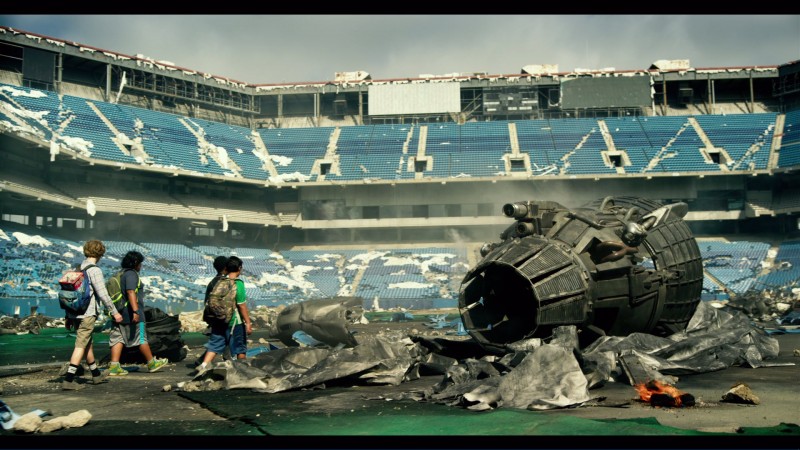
left=193, top=256, right=252, bottom=377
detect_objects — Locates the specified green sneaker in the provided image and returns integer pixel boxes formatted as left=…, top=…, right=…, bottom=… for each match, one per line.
left=108, top=364, right=128, bottom=376
left=147, top=357, right=169, bottom=373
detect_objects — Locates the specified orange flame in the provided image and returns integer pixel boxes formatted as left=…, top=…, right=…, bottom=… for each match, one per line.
left=634, top=380, right=686, bottom=406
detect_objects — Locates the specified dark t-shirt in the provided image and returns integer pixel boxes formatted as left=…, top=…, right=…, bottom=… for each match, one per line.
left=120, top=269, right=143, bottom=324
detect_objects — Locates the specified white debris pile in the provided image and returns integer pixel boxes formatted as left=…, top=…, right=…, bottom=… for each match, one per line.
left=178, top=310, right=207, bottom=333
left=178, top=305, right=280, bottom=333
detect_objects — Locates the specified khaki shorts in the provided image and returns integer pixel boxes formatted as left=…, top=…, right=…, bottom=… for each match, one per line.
left=74, top=316, right=96, bottom=350
left=108, top=322, right=148, bottom=348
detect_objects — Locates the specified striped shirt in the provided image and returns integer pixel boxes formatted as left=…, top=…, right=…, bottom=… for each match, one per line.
left=77, top=258, right=116, bottom=318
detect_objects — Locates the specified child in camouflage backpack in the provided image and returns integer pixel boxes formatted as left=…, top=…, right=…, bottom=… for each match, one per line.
left=192, top=256, right=253, bottom=378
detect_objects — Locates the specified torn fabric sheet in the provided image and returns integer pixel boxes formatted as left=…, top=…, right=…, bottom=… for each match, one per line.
left=583, top=302, right=783, bottom=377
left=251, top=334, right=418, bottom=393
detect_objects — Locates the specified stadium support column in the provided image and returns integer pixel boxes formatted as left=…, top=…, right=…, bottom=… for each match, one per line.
left=314, top=92, right=320, bottom=120
left=278, top=94, right=283, bottom=119
left=662, top=79, right=667, bottom=115
left=56, top=53, right=63, bottom=94
left=749, top=71, right=755, bottom=114
left=106, top=64, right=112, bottom=103
left=358, top=89, right=363, bottom=125
left=712, top=80, right=716, bottom=114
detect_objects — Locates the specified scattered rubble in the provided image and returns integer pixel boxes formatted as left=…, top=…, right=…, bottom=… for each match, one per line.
left=178, top=305, right=279, bottom=333
left=721, top=383, right=761, bottom=405
left=724, top=290, right=800, bottom=329
left=168, top=300, right=791, bottom=415
left=37, top=410, right=92, bottom=433
left=10, top=409, right=91, bottom=433
left=11, top=411, right=42, bottom=433
left=0, top=315, right=64, bottom=334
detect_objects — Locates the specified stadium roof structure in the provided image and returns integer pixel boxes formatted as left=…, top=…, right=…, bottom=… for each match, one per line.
left=0, top=25, right=781, bottom=94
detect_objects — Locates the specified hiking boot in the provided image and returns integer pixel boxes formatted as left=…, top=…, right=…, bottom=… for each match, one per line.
left=91, top=369, right=110, bottom=384
left=61, top=379, right=85, bottom=391
left=147, top=357, right=169, bottom=373
left=108, top=364, right=129, bottom=376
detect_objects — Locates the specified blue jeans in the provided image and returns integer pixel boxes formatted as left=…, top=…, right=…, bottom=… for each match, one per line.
left=205, top=323, right=246, bottom=356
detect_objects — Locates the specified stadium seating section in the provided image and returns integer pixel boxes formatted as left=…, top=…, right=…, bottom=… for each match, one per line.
left=2, top=82, right=800, bottom=316
left=0, top=222, right=470, bottom=315
left=2, top=82, right=796, bottom=185
left=1, top=221, right=798, bottom=316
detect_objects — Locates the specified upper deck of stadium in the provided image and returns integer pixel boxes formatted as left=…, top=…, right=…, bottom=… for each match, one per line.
left=2, top=24, right=798, bottom=126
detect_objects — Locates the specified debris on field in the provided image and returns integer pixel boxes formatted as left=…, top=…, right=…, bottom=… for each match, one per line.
left=721, top=383, right=761, bottom=405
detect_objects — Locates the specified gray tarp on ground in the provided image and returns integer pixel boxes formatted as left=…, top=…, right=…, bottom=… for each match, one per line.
left=426, top=302, right=783, bottom=411
left=192, top=333, right=419, bottom=392
left=187, top=301, right=785, bottom=412
left=582, top=301, right=781, bottom=376
left=251, top=332, right=418, bottom=393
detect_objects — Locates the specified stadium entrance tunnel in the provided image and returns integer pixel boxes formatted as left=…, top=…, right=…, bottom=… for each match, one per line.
left=459, top=196, right=704, bottom=352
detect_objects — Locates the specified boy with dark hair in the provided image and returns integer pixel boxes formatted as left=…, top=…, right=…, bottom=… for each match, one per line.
left=205, top=256, right=229, bottom=300
left=193, top=256, right=253, bottom=378
left=195, top=256, right=229, bottom=365
left=107, top=251, right=169, bottom=375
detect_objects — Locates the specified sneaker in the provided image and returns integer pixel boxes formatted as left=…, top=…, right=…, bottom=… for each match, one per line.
left=61, top=379, right=85, bottom=390
left=108, top=364, right=129, bottom=376
left=91, top=369, right=110, bottom=384
left=147, top=357, right=169, bottom=373
left=58, top=363, right=85, bottom=377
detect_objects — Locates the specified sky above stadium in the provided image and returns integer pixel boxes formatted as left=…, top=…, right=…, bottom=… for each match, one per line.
left=2, top=15, right=799, bottom=85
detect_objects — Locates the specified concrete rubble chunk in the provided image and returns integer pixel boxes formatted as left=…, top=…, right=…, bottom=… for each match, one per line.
left=12, top=412, right=42, bottom=433
left=721, top=383, right=760, bottom=405
left=38, top=410, right=91, bottom=433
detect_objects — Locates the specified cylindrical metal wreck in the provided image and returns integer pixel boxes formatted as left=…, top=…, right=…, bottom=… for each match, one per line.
left=458, top=196, right=703, bottom=351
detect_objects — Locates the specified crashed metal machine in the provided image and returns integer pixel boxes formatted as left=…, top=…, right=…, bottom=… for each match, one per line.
left=458, top=196, right=703, bottom=351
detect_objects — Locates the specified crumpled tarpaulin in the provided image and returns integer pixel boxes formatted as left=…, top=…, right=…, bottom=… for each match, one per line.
left=424, top=332, right=593, bottom=411
left=582, top=301, right=786, bottom=380
left=186, top=302, right=787, bottom=413
left=191, top=332, right=421, bottom=394
left=253, top=333, right=418, bottom=393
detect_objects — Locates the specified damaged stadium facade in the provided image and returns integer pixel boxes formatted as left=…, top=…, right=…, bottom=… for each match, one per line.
left=459, top=196, right=703, bottom=350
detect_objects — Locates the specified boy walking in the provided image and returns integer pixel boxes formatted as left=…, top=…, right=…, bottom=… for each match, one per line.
left=62, top=239, right=123, bottom=390
left=193, top=256, right=252, bottom=377
left=107, top=251, right=169, bottom=375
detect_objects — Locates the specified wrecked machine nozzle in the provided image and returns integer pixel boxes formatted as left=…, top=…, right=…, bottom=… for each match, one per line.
left=458, top=196, right=703, bottom=351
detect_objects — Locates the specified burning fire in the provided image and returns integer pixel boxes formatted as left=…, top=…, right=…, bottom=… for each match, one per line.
left=634, top=380, right=695, bottom=407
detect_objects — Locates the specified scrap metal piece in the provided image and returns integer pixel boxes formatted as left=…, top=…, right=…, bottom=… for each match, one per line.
left=619, top=353, right=655, bottom=386
left=270, top=297, right=362, bottom=348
